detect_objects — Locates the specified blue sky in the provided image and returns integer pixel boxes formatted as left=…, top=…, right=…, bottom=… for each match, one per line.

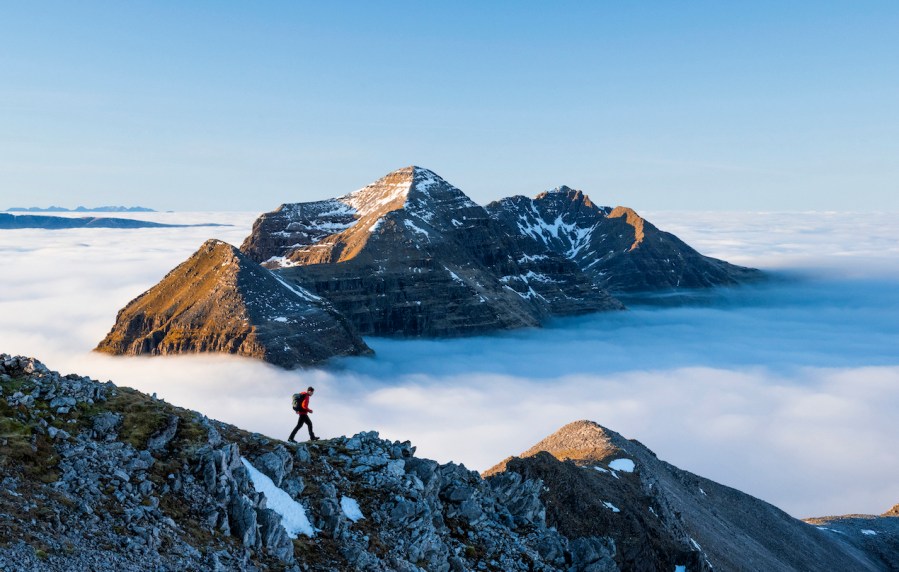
left=2, top=1, right=898, bottom=211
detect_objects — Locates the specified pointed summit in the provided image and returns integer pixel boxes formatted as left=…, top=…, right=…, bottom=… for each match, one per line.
left=517, top=419, right=629, bottom=464
left=483, top=420, right=632, bottom=477
left=96, top=239, right=371, bottom=368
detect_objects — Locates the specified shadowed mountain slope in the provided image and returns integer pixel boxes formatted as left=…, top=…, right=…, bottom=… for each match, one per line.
left=487, top=187, right=762, bottom=293
left=95, top=239, right=370, bottom=367
left=243, top=167, right=621, bottom=337
left=486, top=420, right=892, bottom=572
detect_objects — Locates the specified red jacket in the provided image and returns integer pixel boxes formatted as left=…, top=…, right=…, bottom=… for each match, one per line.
left=296, top=392, right=312, bottom=414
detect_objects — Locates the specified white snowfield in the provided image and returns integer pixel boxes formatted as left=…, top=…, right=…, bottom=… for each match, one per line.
left=240, top=457, right=315, bottom=538
left=341, top=496, right=365, bottom=522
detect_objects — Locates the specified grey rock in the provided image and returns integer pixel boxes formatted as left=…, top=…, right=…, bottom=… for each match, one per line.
left=92, top=412, right=122, bottom=439
left=146, top=415, right=179, bottom=451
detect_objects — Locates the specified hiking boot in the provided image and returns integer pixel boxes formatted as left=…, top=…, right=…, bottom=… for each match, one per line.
left=288, top=438, right=297, bottom=443
left=310, top=435, right=320, bottom=441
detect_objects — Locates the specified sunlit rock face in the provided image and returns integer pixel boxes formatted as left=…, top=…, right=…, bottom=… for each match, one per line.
left=95, top=239, right=370, bottom=368
left=244, top=166, right=622, bottom=337
left=487, top=187, right=763, bottom=293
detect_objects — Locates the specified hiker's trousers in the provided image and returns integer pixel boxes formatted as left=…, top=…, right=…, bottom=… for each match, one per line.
left=289, top=413, right=314, bottom=440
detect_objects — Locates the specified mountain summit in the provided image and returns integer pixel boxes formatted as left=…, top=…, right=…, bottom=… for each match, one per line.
left=486, top=420, right=888, bottom=572
left=487, top=189, right=762, bottom=292
left=95, top=239, right=370, bottom=367
left=244, top=166, right=621, bottom=337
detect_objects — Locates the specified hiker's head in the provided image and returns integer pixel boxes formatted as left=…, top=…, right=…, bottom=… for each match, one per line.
left=307, top=386, right=315, bottom=394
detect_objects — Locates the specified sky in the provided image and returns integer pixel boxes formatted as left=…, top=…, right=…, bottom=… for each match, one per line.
left=0, top=211, right=897, bottom=518
left=2, top=1, right=899, bottom=211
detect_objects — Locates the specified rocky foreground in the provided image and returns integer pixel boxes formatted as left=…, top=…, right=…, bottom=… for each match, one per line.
left=3, top=354, right=894, bottom=572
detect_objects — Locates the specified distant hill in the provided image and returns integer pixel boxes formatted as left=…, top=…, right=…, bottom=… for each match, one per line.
left=6, top=205, right=156, bottom=212
left=0, top=213, right=230, bottom=230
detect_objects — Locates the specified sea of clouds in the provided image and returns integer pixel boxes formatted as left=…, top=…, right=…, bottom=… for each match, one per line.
left=1, top=209, right=898, bottom=518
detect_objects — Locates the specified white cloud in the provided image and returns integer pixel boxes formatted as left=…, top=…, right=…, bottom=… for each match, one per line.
left=1, top=210, right=898, bottom=518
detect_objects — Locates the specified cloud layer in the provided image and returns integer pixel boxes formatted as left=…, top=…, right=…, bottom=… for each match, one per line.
left=1, top=210, right=898, bottom=518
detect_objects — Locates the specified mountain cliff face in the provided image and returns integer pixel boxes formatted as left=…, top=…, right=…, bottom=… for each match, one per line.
left=95, top=239, right=370, bottom=368
left=486, top=187, right=762, bottom=293
left=485, top=420, right=891, bottom=572
left=3, top=356, right=895, bottom=572
left=244, top=167, right=621, bottom=337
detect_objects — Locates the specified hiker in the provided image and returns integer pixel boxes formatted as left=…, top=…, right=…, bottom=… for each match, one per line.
left=288, top=386, right=319, bottom=442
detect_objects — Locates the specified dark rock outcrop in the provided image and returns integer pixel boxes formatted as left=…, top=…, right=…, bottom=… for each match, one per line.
left=95, top=239, right=370, bottom=368
left=805, top=510, right=899, bottom=571
left=486, top=187, right=762, bottom=293
left=486, top=420, right=890, bottom=572
left=246, top=167, right=621, bottom=337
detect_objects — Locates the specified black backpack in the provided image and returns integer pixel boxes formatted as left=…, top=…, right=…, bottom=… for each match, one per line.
left=292, top=393, right=303, bottom=412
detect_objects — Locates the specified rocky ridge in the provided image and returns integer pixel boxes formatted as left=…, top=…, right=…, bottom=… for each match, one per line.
left=486, top=420, right=894, bottom=572
left=95, top=239, right=370, bottom=368
left=2, top=355, right=896, bottom=571
left=246, top=166, right=621, bottom=337
left=486, top=187, right=762, bottom=293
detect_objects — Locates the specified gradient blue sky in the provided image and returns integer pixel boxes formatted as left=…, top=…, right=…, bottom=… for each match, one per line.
left=2, top=1, right=898, bottom=211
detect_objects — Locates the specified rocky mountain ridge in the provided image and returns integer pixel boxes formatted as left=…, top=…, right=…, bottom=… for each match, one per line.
left=95, top=240, right=370, bottom=368
left=2, top=354, right=895, bottom=571
left=486, top=187, right=761, bottom=293
left=99, top=166, right=760, bottom=367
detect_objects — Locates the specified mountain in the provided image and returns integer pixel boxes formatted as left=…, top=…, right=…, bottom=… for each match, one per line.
left=2, top=356, right=895, bottom=571
left=243, top=166, right=621, bottom=337
left=100, top=165, right=761, bottom=361
left=0, top=213, right=228, bottom=230
left=6, top=206, right=156, bottom=212
left=485, top=420, right=890, bottom=572
left=486, top=187, right=762, bottom=293
left=95, top=239, right=370, bottom=367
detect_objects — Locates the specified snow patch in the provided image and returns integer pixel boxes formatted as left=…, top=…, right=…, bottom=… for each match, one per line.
left=273, top=275, right=323, bottom=303
left=602, top=501, right=620, bottom=513
left=861, top=529, right=877, bottom=536
left=404, top=219, right=431, bottom=239
left=263, top=256, right=299, bottom=268
left=675, top=566, right=686, bottom=572
left=609, top=458, right=635, bottom=473
left=240, top=457, right=315, bottom=538
left=341, top=496, right=365, bottom=522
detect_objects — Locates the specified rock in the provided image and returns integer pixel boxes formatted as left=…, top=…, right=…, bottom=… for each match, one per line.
left=94, top=240, right=371, bottom=368
left=248, top=166, right=622, bottom=338
left=146, top=415, right=179, bottom=451
left=487, top=188, right=763, bottom=293
left=255, top=446, right=293, bottom=487
left=91, top=412, right=122, bottom=439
